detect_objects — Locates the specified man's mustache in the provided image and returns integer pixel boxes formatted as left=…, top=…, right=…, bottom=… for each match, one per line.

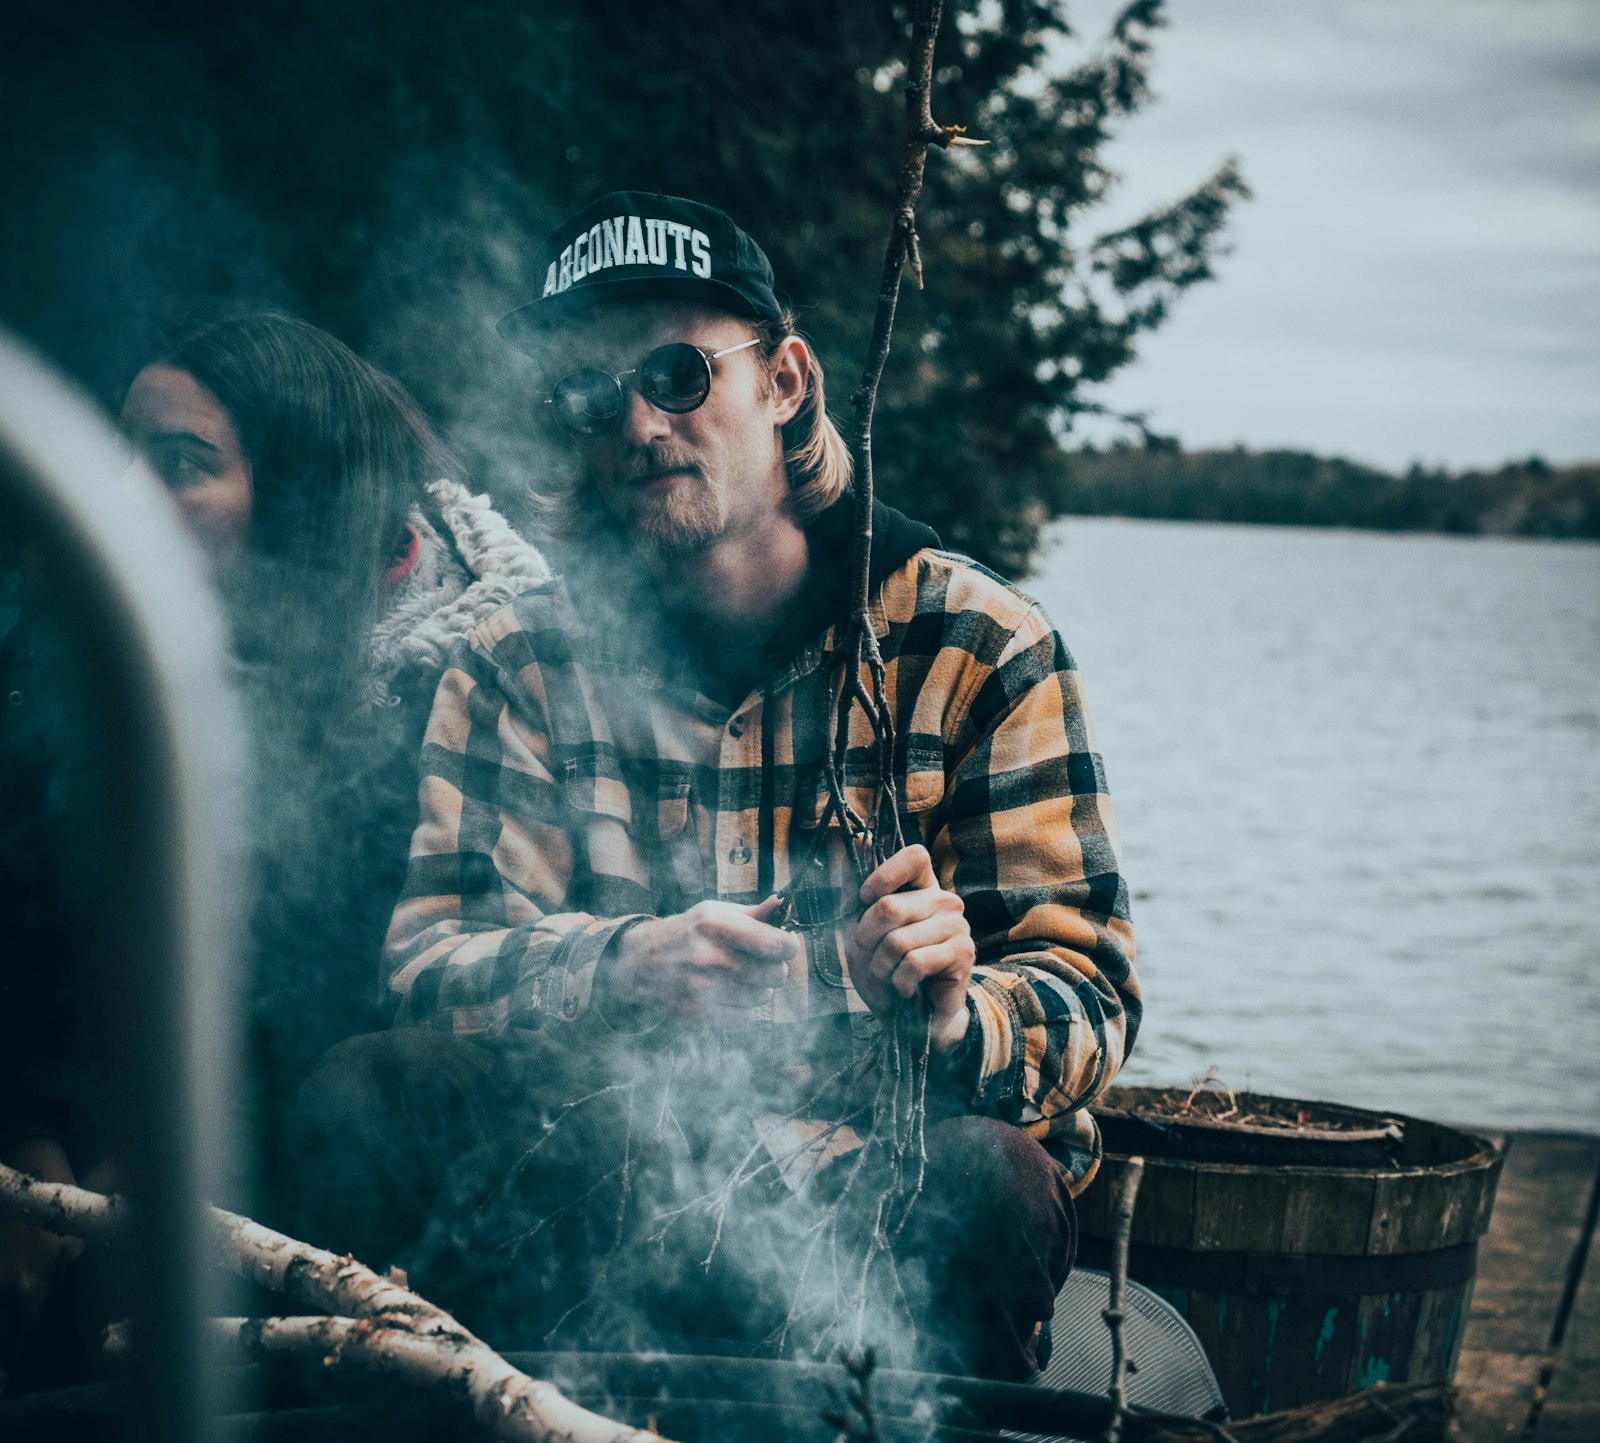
left=620, top=446, right=703, bottom=484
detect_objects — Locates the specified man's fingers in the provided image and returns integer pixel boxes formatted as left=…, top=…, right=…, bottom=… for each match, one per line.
left=685, top=966, right=783, bottom=999
left=854, top=885, right=962, bottom=957
left=725, top=951, right=790, bottom=986
left=723, top=972, right=787, bottom=1002
left=866, top=916, right=969, bottom=991
left=621, top=905, right=796, bottom=1021
left=883, top=942, right=974, bottom=1000
left=864, top=914, right=957, bottom=976
left=745, top=894, right=785, bottom=922
left=695, top=906, right=799, bottom=964
left=858, top=843, right=936, bottom=906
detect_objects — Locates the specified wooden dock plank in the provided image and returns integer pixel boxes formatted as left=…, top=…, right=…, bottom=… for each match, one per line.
left=1455, top=1132, right=1600, bottom=1443
left=1455, top=1348, right=1547, bottom=1443
left=1532, top=1151, right=1600, bottom=1443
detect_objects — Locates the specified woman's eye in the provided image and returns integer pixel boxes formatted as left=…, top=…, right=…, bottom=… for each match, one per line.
left=159, top=452, right=209, bottom=491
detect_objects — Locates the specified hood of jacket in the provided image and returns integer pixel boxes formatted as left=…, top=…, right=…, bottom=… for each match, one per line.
left=364, top=478, right=551, bottom=705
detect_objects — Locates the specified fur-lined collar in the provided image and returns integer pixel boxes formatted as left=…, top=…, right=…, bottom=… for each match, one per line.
left=364, top=479, right=550, bottom=706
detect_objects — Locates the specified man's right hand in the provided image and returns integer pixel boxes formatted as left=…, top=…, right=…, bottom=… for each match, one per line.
left=600, top=897, right=799, bottom=1023
left=0, top=1136, right=84, bottom=1370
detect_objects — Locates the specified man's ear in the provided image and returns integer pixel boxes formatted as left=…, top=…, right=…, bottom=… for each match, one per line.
left=768, top=335, right=810, bottom=427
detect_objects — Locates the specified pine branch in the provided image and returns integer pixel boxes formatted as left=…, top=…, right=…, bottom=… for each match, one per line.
left=0, top=1161, right=669, bottom=1443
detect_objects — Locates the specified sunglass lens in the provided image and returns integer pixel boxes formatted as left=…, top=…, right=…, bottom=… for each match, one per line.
left=640, top=344, right=712, bottom=413
left=551, top=369, right=623, bottom=436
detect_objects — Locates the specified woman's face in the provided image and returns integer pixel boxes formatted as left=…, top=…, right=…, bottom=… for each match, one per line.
left=120, top=363, right=254, bottom=563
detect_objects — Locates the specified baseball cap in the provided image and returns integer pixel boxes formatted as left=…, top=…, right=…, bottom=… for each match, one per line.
left=497, top=191, right=786, bottom=353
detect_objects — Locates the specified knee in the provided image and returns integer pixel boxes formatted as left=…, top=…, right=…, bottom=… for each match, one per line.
left=297, top=1030, right=393, bottom=1131
left=920, top=1115, right=1075, bottom=1261
left=294, top=1028, right=456, bottom=1141
left=926, top=1115, right=1067, bottom=1196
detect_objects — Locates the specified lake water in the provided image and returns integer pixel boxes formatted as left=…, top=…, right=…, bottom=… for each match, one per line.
left=1026, top=517, right=1600, bottom=1133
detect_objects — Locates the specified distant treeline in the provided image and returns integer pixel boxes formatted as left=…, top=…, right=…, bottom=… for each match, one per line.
left=1061, top=443, right=1600, bottom=540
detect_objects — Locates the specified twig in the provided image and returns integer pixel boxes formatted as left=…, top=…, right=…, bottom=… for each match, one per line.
left=493, top=1081, right=635, bottom=1196
left=496, top=1162, right=625, bottom=1257
left=847, top=0, right=954, bottom=559
left=0, top=1162, right=668, bottom=1443
left=834, top=0, right=972, bottom=857
left=1180, top=1065, right=1220, bottom=1113
left=1134, top=1380, right=1453, bottom=1443
left=1103, top=1155, right=1146, bottom=1443
left=821, top=1347, right=880, bottom=1442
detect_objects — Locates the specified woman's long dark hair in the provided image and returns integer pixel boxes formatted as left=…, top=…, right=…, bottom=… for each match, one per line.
left=158, top=314, right=459, bottom=703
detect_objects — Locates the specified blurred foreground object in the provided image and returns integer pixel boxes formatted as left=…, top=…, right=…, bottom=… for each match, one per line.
left=0, top=329, right=246, bottom=1438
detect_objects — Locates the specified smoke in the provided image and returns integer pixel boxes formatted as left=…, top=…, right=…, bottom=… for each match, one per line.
left=380, top=1030, right=949, bottom=1372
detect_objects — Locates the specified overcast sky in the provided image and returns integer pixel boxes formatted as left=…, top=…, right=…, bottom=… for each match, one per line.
left=1057, top=0, right=1600, bottom=470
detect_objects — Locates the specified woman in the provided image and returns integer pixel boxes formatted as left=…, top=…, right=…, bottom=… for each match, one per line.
left=121, top=313, right=546, bottom=1032
left=1, top=316, right=548, bottom=1380
left=120, top=314, right=548, bottom=704
left=125, top=314, right=551, bottom=1133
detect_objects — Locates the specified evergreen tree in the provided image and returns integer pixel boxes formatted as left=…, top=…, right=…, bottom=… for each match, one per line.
left=1, top=0, right=1246, bottom=574
left=1063, top=442, right=1600, bottom=540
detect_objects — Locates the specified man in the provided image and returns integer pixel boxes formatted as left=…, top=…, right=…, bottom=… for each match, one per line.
left=310, top=191, right=1138, bottom=1380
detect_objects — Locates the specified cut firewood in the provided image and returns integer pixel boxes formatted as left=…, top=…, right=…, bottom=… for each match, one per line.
left=0, top=1161, right=668, bottom=1443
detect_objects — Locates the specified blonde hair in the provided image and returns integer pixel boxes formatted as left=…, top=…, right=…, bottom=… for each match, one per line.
left=755, top=311, right=854, bottom=524
left=531, top=305, right=853, bottom=538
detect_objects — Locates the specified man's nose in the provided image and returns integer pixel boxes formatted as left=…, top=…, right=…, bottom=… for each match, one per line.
left=619, top=383, right=672, bottom=447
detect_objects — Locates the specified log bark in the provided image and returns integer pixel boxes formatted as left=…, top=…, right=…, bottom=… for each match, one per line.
left=109, top=1316, right=659, bottom=1443
left=0, top=1162, right=668, bottom=1443
left=0, top=1155, right=125, bottom=1244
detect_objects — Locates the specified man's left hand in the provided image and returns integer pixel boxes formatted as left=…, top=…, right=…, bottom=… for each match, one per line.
left=843, top=843, right=975, bottom=1052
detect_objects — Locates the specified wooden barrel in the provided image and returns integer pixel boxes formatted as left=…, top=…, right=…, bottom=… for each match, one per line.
left=1074, top=1087, right=1503, bottom=1419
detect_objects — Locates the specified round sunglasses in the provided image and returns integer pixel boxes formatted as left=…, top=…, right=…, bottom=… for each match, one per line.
left=545, top=337, right=763, bottom=439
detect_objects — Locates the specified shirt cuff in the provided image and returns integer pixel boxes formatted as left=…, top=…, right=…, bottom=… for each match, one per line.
left=510, top=915, right=653, bottom=1030
left=932, top=995, right=986, bottom=1102
left=969, top=981, right=1026, bottom=1110
left=589, top=917, right=665, bottom=1035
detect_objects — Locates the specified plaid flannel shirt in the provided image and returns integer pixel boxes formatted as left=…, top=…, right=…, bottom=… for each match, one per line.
left=385, top=529, right=1139, bottom=1192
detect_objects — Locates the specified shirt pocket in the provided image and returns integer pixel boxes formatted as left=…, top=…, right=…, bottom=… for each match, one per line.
left=793, top=760, right=947, bottom=836
left=560, top=757, right=692, bottom=840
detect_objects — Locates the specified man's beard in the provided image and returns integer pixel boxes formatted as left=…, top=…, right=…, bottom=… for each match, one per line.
left=615, top=445, right=725, bottom=553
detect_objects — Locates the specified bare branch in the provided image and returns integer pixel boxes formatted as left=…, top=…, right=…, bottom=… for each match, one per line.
left=846, top=0, right=948, bottom=616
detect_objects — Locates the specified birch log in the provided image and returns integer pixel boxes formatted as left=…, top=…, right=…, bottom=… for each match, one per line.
left=0, top=1162, right=667, bottom=1443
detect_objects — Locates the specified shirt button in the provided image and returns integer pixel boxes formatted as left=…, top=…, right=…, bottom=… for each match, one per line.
left=729, top=839, right=752, bottom=864
left=728, top=716, right=745, bottom=738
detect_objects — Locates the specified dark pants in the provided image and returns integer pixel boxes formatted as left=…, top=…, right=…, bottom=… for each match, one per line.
left=291, top=1029, right=1075, bottom=1381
